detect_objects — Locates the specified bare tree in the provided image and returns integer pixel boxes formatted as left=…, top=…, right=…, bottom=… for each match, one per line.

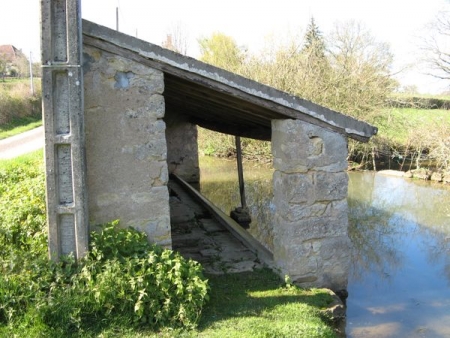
left=326, top=20, right=397, bottom=118
left=420, top=9, right=450, bottom=84
left=162, top=21, right=189, bottom=55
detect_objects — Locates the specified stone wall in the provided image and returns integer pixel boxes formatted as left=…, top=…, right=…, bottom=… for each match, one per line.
left=271, top=119, right=351, bottom=291
left=165, top=110, right=200, bottom=184
left=83, top=45, right=171, bottom=248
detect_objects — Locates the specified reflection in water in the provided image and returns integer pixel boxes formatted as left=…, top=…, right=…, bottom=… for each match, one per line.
left=199, top=156, right=274, bottom=251
left=199, top=157, right=450, bottom=337
left=347, top=172, right=450, bottom=338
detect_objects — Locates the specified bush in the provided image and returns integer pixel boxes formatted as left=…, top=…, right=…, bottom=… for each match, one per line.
left=0, top=80, right=41, bottom=125
left=0, top=156, right=209, bottom=335
left=1, top=223, right=209, bottom=336
left=82, top=222, right=210, bottom=330
left=0, top=160, right=47, bottom=257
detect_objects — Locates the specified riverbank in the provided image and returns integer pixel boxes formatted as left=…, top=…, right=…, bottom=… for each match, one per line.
left=374, top=168, right=450, bottom=184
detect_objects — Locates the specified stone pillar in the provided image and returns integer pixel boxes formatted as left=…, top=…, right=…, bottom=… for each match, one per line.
left=165, top=112, right=200, bottom=184
left=271, top=119, right=351, bottom=291
left=41, top=0, right=88, bottom=260
left=83, top=45, right=171, bottom=248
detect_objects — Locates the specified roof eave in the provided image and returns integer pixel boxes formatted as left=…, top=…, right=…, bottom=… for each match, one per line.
left=81, top=19, right=377, bottom=142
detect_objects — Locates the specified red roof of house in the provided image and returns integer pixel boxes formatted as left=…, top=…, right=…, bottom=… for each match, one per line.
left=0, top=45, right=25, bottom=62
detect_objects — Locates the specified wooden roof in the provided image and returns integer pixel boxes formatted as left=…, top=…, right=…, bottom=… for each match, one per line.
left=82, top=20, right=377, bottom=142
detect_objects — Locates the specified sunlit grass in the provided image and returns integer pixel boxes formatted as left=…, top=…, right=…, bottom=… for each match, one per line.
left=0, top=115, right=42, bottom=140
left=0, top=148, right=43, bottom=169
left=375, top=108, right=450, bottom=144
left=193, top=269, right=337, bottom=338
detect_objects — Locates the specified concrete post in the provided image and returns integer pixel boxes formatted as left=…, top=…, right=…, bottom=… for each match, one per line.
left=41, top=0, right=88, bottom=259
left=271, top=119, right=351, bottom=291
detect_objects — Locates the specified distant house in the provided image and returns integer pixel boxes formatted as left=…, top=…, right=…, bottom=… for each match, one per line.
left=0, top=45, right=28, bottom=77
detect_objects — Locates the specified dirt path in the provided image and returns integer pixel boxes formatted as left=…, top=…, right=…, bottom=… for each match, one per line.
left=0, top=126, right=44, bottom=159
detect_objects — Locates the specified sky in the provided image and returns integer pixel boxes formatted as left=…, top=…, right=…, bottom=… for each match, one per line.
left=1, top=0, right=449, bottom=93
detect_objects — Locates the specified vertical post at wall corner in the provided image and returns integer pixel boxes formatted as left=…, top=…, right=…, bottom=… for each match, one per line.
left=41, top=0, right=88, bottom=261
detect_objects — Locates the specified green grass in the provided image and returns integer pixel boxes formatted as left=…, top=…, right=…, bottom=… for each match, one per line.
left=0, top=148, right=43, bottom=168
left=0, top=115, right=42, bottom=140
left=88, top=269, right=338, bottom=338
left=0, top=78, right=42, bottom=129
left=374, top=108, right=450, bottom=144
left=193, top=269, right=337, bottom=338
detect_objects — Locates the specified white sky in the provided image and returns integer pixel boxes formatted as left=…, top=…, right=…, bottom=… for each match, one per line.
left=1, top=0, right=449, bottom=93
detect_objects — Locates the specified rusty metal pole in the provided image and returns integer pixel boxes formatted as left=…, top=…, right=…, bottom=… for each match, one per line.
left=230, top=136, right=251, bottom=228
left=235, top=136, right=247, bottom=209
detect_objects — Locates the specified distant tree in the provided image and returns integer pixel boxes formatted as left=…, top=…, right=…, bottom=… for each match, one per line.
left=198, top=32, right=246, bottom=72
left=400, top=84, right=419, bottom=94
left=242, top=20, right=396, bottom=120
left=325, top=20, right=397, bottom=118
left=15, top=54, right=30, bottom=78
left=0, top=54, right=6, bottom=81
left=302, top=17, right=326, bottom=58
left=162, top=21, right=189, bottom=55
left=420, top=9, right=450, bottom=86
left=32, top=61, right=42, bottom=78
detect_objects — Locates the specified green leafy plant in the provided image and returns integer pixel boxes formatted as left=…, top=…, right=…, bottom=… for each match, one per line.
left=82, top=222, right=210, bottom=329
left=0, top=154, right=209, bottom=335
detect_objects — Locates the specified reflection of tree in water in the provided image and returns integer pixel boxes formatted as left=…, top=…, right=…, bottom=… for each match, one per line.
left=347, top=172, right=405, bottom=282
left=348, top=172, right=450, bottom=284
left=418, top=227, right=450, bottom=285
left=348, top=197, right=404, bottom=282
left=246, top=179, right=274, bottom=252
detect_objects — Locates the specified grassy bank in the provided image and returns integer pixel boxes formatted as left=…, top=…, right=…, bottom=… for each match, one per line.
left=0, top=151, right=339, bottom=337
left=371, top=107, right=450, bottom=171
left=0, top=115, right=42, bottom=140
left=0, top=78, right=41, bottom=126
left=375, top=108, right=450, bottom=144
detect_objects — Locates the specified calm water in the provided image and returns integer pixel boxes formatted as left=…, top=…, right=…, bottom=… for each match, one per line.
left=199, top=157, right=450, bottom=338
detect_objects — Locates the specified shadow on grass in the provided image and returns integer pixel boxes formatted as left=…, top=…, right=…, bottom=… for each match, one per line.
left=198, top=268, right=334, bottom=331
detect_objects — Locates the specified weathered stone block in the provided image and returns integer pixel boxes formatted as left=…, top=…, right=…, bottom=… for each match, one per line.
left=273, top=200, right=349, bottom=240
left=315, top=172, right=348, bottom=201
left=272, top=119, right=348, bottom=173
left=274, top=235, right=351, bottom=290
left=271, top=118, right=350, bottom=291
left=273, top=171, right=348, bottom=212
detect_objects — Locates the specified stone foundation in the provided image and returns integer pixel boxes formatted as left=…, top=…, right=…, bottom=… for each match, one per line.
left=271, top=119, right=351, bottom=291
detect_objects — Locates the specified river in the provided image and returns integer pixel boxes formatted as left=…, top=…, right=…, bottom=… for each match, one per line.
left=198, top=156, right=450, bottom=338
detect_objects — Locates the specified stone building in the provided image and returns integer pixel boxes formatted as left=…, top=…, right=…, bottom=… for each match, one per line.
left=41, top=0, right=377, bottom=291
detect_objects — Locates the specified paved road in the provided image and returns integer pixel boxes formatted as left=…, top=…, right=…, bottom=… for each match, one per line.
left=0, top=126, right=44, bottom=159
